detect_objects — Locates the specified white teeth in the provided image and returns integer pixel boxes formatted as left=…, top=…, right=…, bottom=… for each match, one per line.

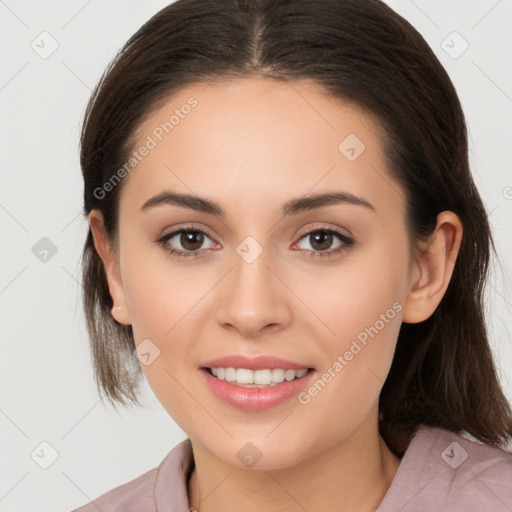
left=236, top=368, right=254, bottom=384
left=254, top=369, right=272, bottom=385
left=208, top=367, right=309, bottom=387
left=284, top=369, right=295, bottom=381
left=225, top=367, right=236, bottom=382
left=271, top=369, right=285, bottom=383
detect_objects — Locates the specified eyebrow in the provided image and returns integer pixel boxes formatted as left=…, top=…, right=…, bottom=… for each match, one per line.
left=140, top=190, right=375, bottom=216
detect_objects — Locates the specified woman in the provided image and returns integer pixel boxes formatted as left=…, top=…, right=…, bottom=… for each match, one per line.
left=73, top=0, right=512, bottom=510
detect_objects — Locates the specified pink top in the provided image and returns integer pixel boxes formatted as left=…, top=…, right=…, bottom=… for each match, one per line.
left=72, top=424, right=512, bottom=511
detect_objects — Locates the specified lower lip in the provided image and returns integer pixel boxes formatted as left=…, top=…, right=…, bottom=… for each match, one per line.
left=200, top=368, right=316, bottom=411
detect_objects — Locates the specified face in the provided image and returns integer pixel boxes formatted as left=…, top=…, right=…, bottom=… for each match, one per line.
left=100, top=77, right=419, bottom=469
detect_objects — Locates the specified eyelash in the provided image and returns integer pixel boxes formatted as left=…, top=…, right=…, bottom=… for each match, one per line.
left=155, top=225, right=355, bottom=260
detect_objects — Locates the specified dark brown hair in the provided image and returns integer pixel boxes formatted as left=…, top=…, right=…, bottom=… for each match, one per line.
left=79, top=0, right=512, bottom=454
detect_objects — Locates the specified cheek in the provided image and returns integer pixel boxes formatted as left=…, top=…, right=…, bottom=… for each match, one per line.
left=294, top=241, right=406, bottom=411
left=121, top=241, right=206, bottom=342
left=292, top=240, right=407, bottom=351
left=120, top=247, right=215, bottom=388
left=121, top=256, right=205, bottom=429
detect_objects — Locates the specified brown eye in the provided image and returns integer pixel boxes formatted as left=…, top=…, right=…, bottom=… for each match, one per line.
left=308, top=231, right=335, bottom=251
left=294, top=228, right=355, bottom=258
left=180, top=230, right=205, bottom=251
left=157, top=228, right=218, bottom=258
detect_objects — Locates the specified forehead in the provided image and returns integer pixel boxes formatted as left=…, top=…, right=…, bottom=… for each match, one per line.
left=122, top=77, right=404, bottom=217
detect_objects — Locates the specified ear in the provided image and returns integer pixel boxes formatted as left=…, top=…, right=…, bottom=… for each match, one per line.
left=88, top=209, right=131, bottom=325
left=402, top=211, right=463, bottom=324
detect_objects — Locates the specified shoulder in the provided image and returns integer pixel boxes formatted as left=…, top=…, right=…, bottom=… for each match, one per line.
left=71, top=438, right=194, bottom=512
left=378, top=424, right=512, bottom=512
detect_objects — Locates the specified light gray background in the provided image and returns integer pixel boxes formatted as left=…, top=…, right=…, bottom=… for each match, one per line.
left=1, top=1, right=511, bottom=510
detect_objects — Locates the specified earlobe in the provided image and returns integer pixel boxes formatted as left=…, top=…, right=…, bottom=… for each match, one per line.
left=88, top=210, right=132, bottom=325
left=402, top=211, right=463, bottom=324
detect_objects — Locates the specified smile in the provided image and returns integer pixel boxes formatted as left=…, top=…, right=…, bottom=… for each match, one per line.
left=199, top=354, right=316, bottom=410
left=207, top=367, right=309, bottom=387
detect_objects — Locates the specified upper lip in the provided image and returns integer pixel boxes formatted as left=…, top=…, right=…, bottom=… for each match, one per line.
left=201, top=354, right=313, bottom=371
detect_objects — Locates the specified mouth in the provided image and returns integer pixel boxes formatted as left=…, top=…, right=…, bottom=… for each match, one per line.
left=203, top=366, right=313, bottom=388
left=199, top=356, right=317, bottom=411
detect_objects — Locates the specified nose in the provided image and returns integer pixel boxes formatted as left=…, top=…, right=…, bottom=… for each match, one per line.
left=214, top=246, right=292, bottom=338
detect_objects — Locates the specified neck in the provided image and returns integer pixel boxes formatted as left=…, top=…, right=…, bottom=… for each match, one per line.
left=187, top=412, right=401, bottom=512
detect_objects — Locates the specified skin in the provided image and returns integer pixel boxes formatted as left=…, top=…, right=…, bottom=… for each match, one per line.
left=89, top=77, right=463, bottom=512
